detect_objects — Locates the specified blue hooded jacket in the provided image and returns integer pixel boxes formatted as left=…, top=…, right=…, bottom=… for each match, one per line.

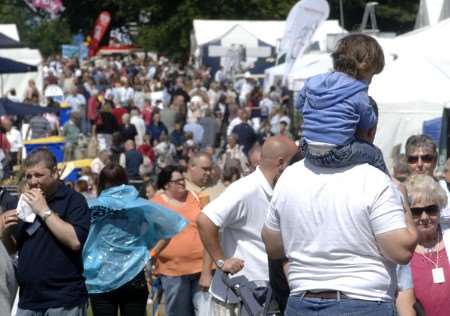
left=297, top=72, right=377, bottom=146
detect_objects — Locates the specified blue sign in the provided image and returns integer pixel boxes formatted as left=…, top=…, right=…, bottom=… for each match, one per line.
left=62, top=44, right=88, bottom=61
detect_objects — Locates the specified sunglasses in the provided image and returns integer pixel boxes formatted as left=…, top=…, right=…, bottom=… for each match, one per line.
left=407, top=154, right=435, bottom=164
left=410, top=204, right=440, bottom=218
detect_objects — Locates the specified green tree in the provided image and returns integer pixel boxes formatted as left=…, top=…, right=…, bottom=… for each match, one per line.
left=0, top=0, right=423, bottom=58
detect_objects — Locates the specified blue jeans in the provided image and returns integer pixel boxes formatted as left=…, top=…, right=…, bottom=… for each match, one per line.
left=160, top=273, right=209, bottom=316
left=285, top=295, right=396, bottom=316
left=302, top=138, right=389, bottom=175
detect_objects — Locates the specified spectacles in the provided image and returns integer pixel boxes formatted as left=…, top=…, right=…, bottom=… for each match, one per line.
left=169, top=178, right=185, bottom=185
left=411, top=204, right=440, bottom=218
left=407, top=154, right=435, bottom=164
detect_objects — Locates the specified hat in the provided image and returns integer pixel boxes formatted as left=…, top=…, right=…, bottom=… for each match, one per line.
left=244, top=71, right=251, bottom=79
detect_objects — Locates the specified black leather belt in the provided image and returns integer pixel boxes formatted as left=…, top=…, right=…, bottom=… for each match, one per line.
left=304, top=291, right=347, bottom=299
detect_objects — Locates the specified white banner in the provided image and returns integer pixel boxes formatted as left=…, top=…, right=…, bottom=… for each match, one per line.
left=279, top=0, right=330, bottom=82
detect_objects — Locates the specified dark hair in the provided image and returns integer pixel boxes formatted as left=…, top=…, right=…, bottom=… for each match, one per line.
left=76, top=179, right=89, bottom=192
left=23, top=148, right=57, bottom=170
left=332, top=33, right=384, bottom=80
left=139, top=180, right=155, bottom=198
left=97, top=163, right=128, bottom=193
left=405, top=134, right=437, bottom=157
left=157, top=165, right=184, bottom=190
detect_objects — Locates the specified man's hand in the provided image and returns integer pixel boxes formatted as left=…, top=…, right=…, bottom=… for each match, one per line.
left=221, top=257, right=245, bottom=274
left=23, top=189, right=49, bottom=217
left=1, top=210, right=18, bottom=234
left=198, top=270, right=213, bottom=291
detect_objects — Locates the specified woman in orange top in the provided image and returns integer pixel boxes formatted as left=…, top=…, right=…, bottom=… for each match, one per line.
left=151, top=166, right=212, bottom=316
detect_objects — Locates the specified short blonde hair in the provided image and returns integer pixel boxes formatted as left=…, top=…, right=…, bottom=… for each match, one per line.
left=405, top=174, right=448, bottom=209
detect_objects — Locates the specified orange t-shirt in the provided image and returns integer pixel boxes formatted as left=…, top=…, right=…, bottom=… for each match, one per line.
left=151, top=191, right=204, bottom=276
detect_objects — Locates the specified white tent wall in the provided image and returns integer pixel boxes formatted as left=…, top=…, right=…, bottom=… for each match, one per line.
left=370, top=50, right=450, bottom=169
left=0, top=48, right=43, bottom=100
left=374, top=102, right=443, bottom=169
left=0, top=25, right=43, bottom=101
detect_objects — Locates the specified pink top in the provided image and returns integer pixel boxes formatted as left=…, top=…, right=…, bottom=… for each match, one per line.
left=411, top=247, right=450, bottom=316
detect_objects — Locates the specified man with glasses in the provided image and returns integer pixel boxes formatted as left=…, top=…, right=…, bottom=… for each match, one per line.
left=185, top=152, right=225, bottom=206
left=4, top=148, right=90, bottom=316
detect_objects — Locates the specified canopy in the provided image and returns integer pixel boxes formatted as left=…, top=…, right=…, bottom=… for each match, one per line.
left=0, top=56, right=36, bottom=74
left=0, top=98, right=60, bottom=116
left=0, top=26, right=43, bottom=99
left=0, top=33, right=22, bottom=49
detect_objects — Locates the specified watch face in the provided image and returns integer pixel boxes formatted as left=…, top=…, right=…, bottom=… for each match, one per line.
left=216, top=259, right=225, bottom=268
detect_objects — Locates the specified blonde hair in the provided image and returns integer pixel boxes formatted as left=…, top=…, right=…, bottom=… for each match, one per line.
left=405, top=174, right=447, bottom=209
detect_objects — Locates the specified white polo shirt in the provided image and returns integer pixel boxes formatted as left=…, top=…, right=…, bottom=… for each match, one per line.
left=202, top=167, right=272, bottom=281
left=265, top=161, right=407, bottom=301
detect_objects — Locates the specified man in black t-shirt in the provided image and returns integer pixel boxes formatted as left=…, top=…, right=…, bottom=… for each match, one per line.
left=6, top=148, right=90, bottom=315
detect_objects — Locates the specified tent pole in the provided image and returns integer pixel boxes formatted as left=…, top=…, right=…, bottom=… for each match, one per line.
left=339, top=0, right=345, bottom=30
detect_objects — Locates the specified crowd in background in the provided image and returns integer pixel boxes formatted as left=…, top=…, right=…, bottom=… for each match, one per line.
left=2, top=46, right=450, bottom=316
left=0, top=54, right=297, bottom=192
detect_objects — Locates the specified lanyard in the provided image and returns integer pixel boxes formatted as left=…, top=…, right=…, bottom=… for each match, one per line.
left=419, top=237, right=440, bottom=268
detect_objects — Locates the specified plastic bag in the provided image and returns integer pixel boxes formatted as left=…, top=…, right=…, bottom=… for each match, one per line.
left=83, top=184, right=187, bottom=293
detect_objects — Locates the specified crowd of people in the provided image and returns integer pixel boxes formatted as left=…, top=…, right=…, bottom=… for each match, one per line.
left=0, top=32, right=449, bottom=316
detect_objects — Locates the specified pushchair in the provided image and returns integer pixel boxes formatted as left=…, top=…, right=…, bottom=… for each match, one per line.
left=214, top=270, right=281, bottom=316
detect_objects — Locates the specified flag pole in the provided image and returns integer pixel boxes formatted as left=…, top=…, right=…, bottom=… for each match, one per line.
left=339, top=0, right=345, bottom=30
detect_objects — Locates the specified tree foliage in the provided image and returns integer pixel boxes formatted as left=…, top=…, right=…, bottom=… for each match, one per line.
left=0, top=0, right=421, bottom=58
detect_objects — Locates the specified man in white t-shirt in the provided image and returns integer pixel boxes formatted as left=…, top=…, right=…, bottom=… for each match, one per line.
left=197, top=135, right=296, bottom=315
left=262, top=122, right=418, bottom=315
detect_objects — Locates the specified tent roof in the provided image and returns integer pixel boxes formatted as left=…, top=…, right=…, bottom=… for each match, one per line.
left=193, top=19, right=345, bottom=51
left=0, top=48, right=42, bottom=66
left=0, top=33, right=22, bottom=48
left=0, top=24, right=19, bottom=41
left=370, top=52, right=450, bottom=105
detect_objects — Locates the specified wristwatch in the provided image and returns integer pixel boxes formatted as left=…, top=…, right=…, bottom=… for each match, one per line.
left=215, top=259, right=225, bottom=270
left=41, top=209, right=53, bottom=222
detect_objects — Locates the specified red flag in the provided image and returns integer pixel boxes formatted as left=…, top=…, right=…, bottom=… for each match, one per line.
left=89, top=11, right=112, bottom=57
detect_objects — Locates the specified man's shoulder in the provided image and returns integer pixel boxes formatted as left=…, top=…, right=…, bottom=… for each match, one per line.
left=222, top=171, right=259, bottom=196
left=280, top=161, right=388, bottom=188
left=54, top=183, right=88, bottom=207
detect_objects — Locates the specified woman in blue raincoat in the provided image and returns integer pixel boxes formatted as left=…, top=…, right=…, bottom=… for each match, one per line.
left=82, top=163, right=187, bottom=316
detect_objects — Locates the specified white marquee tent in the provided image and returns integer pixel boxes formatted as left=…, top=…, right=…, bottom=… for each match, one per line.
left=370, top=53, right=450, bottom=167
left=191, top=19, right=345, bottom=73
left=0, top=24, right=43, bottom=99
left=415, top=0, right=450, bottom=29
left=370, top=19, right=450, bottom=168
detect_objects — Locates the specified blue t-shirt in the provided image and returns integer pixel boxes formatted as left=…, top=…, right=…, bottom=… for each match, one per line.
left=15, top=184, right=90, bottom=310
left=297, top=72, right=377, bottom=146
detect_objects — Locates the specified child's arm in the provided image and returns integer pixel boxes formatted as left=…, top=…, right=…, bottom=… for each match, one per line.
left=355, top=94, right=378, bottom=131
left=296, top=88, right=307, bottom=113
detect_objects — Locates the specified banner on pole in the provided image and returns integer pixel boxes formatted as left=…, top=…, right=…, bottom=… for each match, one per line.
left=89, top=11, right=112, bottom=57
left=279, top=0, right=330, bottom=83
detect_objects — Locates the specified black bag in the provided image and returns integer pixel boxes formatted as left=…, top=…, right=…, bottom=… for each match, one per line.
left=214, top=270, right=279, bottom=316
